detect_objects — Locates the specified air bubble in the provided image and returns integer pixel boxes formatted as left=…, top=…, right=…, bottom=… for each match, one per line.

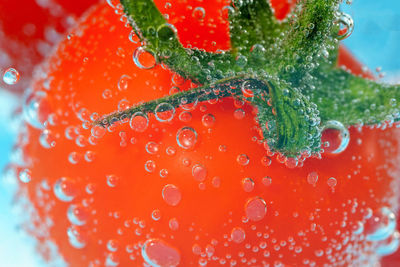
left=231, top=227, right=246, bottom=243
left=307, top=172, right=318, bottom=186
left=3, top=68, right=20, bottom=85
left=321, top=120, right=350, bottom=154
left=242, top=178, right=255, bottom=192
left=54, top=177, right=77, bottom=202
left=67, top=225, right=87, bottom=249
left=192, top=7, right=206, bottom=20
left=145, top=142, right=160, bottom=154
left=201, top=114, right=215, bottom=127
left=178, top=111, right=192, bottom=122
left=192, top=164, right=207, bottom=182
left=237, top=154, right=250, bottom=166
left=23, top=91, right=50, bottom=129
left=169, top=218, right=179, bottom=231
left=151, top=209, right=161, bottom=221
left=142, top=238, right=180, bottom=267
left=107, top=239, right=119, bottom=252
left=245, top=197, right=267, bottom=222
left=129, top=112, right=149, bottom=132
left=67, top=204, right=88, bottom=226
left=107, top=174, right=119, bottom=187
left=157, top=24, right=177, bottom=42
left=118, top=75, right=132, bottom=91
left=133, top=47, right=157, bottom=69
left=162, top=184, right=182, bottom=206
left=365, top=207, right=397, bottom=241
left=176, top=127, right=197, bottom=149
left=327, top=177, right=337, bottom=189
left=376, top=231, right=400, bottom=256
left=155, top=103, right=175, bottom=122
left=145, top=160, right=156, bottom=173
left=262, top=176, right=272, bottom=186
left=129, top=30, right=140, bottom=43
left=19, top=169, right=32, bottom=183
left=337, top=12, right=354, bottom=40
left=233, top=109, right=245, bottom=120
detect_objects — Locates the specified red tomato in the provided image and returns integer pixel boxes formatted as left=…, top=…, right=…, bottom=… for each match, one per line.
left=12, top=1, right=400, bottom=266
left=0, top=0, right=97, bottom=92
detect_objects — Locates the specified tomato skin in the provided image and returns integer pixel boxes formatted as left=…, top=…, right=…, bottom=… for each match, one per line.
left=12, top=1, right=400, bottom=266
left=0, top=0, right=97, bottom=92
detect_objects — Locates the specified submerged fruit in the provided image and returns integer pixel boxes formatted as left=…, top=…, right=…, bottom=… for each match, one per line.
left=7, top=0, right=400, bottom=266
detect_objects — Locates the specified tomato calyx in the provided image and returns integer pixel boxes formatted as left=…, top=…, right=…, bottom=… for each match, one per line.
left=97, top=0, right=400, bottom=161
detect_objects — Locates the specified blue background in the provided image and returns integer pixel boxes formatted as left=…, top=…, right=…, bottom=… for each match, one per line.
left=0, top=0, right=400, bottom=266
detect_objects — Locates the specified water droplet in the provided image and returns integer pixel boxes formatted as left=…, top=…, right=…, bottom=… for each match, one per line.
left=231, top=227, right=246, bottom=243
left=151, top=209, right=162, bottom=221
left=133, top=46, right=157, bottom=69
left=169, top=218, right=179, bottom=231
left=54, top=177, right=77, bottom=202
left=237, top=154, right=250, bottom=166
left=178, top=111, right=192, bottom=122
left=245, top=197, right=267, bottom=222
left=19, top=169, right=32, bottom=183
left=321, top=120, right=350, bottom=154
left=67, top=204, right=88, bottom=226
left=192, top=164, right=207, bottom=182
left=242, top=178, right=255, bottom=192
left=145, top=160, right=156, bottom=173
left=162, top=184, right=182, bottom=206
left=337, top=12, right=354, bottom=40
left=176, top=127, right=197, bottom=149
left=107, top=174, right=119, bottom=187
left=67, top=225, right=87, bottom=249
left=3, top=68, right=20, bottom=85
left=307, top=172, right=318, bottom=186
left=365, top=207, right=397, bottom=241
left=155, top=103, right=175, bottom=122
left=142, top=238, right=180, bottom=267
left=129, top=112, right=149, bottom=132
left=118, top=74, right=132, bottom=91
left=23, top=91, right=50, bottom=129
left=192, top=7, right=205, bottom=20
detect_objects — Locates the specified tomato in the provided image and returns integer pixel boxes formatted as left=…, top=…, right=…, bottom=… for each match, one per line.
left=0, top=0, right=97, bottom=92
left=12, top=0, right=400, bottom=266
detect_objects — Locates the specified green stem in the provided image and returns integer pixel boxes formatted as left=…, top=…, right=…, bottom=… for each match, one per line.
left=101, top=0, right=400, bottom=160
left=282, top=0, right=339, bottom=69
left=121, top=0, right=237, bottom=84
left=95, top=75, right=265, bottom=128
left=229, top=0, right=282, bottom=54
left=312, top=68, right=400, bottom=126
